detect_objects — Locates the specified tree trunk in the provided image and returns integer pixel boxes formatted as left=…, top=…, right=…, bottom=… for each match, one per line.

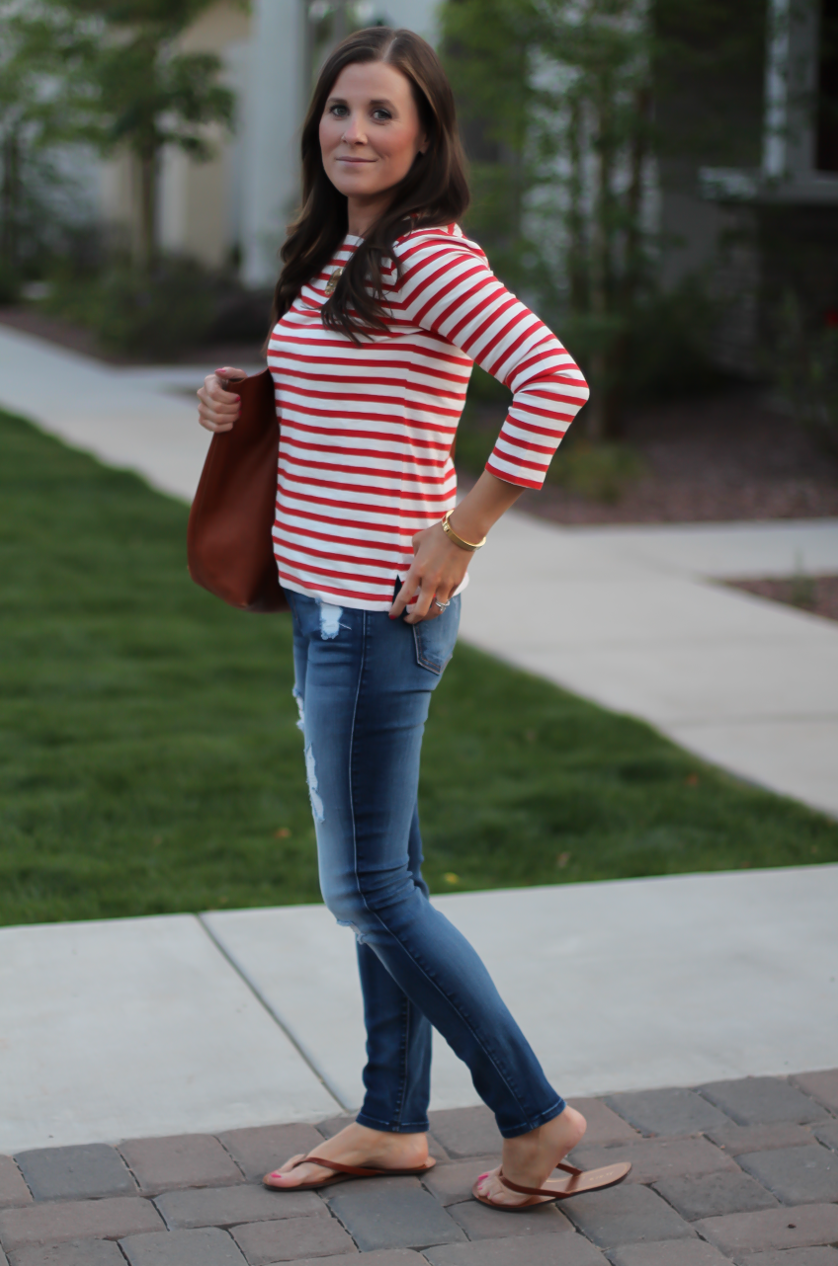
left=138, top=148, right=157, bottom=273
left=623, top=84, right=649, bottom=309
left=1, top=129, right=21, bottom=272
left=587, top=79, right=614, bottom=442
left=567, top=93, right=587, bottom=314
left=607, top=82, right=651, bottom=430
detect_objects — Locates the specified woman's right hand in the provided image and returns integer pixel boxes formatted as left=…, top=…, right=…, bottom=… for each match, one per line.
left=196, top=366, right=247, bottom=433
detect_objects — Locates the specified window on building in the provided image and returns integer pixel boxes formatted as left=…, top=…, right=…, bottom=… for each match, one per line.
left=817, top=0, right=838, bottom=170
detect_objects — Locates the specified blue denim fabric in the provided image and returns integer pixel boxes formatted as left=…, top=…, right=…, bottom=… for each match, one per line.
left=286, top=587, right=565, bottom=1139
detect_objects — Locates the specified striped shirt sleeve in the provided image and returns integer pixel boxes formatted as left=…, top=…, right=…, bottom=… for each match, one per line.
left=394, top=233, right=589, bottom=489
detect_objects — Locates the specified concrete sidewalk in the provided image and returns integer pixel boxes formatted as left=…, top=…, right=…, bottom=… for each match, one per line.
left=1, top=323, right=836, bottom=817
left=2, top=867, right=837, bottom=1155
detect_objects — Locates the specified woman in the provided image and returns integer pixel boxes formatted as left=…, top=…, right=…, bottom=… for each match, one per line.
left=197, top=26, right=627, bottom=1211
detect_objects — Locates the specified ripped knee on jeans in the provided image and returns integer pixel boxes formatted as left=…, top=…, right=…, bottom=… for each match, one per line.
left=292, top=686, right=305, bottom=732
left=304, top=743, right=325, bottom=822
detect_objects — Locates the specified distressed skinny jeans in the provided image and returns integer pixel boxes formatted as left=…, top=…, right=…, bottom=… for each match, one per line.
left=286, top=586, right=565, bottom=1139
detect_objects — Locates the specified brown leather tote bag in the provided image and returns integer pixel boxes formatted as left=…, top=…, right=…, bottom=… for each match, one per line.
left=187, top=367, right=289, bottom=613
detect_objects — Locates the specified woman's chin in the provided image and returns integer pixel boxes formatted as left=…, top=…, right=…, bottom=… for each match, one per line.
left=331, top=176, right=386, bottom=199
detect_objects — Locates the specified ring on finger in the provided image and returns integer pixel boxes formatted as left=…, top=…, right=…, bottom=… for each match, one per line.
left=433, top=597, right=450, bottom=611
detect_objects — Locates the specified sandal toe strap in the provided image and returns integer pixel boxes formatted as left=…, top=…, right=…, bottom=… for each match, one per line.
left=499, top=1162, right=584, bottom=1198
left=293, top=1155, right=382, bottom=1178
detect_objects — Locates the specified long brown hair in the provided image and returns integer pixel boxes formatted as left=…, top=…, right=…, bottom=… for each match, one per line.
left=270, top=26, right=469, bottom=342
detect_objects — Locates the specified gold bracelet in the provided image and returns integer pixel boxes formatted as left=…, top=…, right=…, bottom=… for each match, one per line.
left=441, top=510, right=487, bottom=551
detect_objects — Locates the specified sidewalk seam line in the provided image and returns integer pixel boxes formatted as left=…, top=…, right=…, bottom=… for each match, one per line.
left=195, top=912, right=350, bottom=1113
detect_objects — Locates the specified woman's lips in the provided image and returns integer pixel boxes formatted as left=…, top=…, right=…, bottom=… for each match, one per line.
left=336, top=157, right=376, bottom=163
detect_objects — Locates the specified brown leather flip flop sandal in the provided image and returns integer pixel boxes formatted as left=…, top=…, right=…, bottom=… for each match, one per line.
left=263, top=1154, right=436, bottom=1192
left=472, top=1159, right=631, bottom=1211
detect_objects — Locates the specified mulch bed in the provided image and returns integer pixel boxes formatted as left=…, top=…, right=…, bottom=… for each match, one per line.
left=0, top=305, right=265, bottom=368
left=514, top=388, right=838, bottom=525
left=726, top=575, right=838, bottom=623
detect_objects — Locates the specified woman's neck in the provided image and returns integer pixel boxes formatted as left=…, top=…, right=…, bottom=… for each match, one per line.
left=346, top=192, right=393, bottom=238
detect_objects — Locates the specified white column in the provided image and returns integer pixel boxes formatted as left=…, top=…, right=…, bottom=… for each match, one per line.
left=763, top=0, right=790, bottom=178
left=763, top=0, right=820, bottom=182
left=241, top=0, right=307, bottom=287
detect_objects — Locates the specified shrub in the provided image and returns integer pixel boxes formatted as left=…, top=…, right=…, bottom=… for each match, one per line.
left=46, top=256, right=224, bottom=359
left=770, top=291, right=838, bottom=458
left=546, top=439, right=647, bottom=503
left=0, top=261, right=22, bottom=305
left=454, top=366, right=647, bottom=504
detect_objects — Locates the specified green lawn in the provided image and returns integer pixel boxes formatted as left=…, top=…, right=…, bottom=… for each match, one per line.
left=1, top=407, right=836, bottom=927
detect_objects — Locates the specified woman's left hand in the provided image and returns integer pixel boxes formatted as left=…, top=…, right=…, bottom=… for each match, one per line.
left=390, top=523, right=470, bottom=623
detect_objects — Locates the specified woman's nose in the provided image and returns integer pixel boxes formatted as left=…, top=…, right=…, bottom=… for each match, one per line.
left=342, top=114, right=367, bottom=144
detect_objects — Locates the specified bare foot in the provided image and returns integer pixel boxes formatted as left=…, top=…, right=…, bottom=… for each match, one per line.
left=474, top=1104, right=587, bottom=1207
left=264, top=1121, right=434, bottom=1189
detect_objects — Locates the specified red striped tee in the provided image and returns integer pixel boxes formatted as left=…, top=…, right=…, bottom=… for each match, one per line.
left=268, top=223, right=589, bottom=611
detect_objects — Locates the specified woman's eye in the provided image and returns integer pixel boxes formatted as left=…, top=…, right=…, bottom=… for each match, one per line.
left=329, top=104, right=348, bottom=117
left=372, top=109, right=392, bottom=122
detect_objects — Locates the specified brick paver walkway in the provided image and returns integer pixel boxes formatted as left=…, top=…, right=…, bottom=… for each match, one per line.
left=1, top=1071, right=836, bottom=1266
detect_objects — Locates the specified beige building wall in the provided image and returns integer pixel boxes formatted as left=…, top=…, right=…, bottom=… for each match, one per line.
left=99, top=0, right=251, bottom=269
left=158, top=1, right=252, bottom=269
left=98, top=0, right=442, bottom=281
left=99, top=152, right=143, bottom=258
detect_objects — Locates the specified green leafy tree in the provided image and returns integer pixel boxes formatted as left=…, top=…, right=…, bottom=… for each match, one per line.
left=0, top=1, right=85, bottom=288
left=442, top=0, right=767, bottom=438
left=443, top=0, right=656, bottom=437
left=20, top=0, right=237, bottom=270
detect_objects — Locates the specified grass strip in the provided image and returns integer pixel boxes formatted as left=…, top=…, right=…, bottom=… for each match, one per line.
left=1, top=407, right=836, bottom=927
